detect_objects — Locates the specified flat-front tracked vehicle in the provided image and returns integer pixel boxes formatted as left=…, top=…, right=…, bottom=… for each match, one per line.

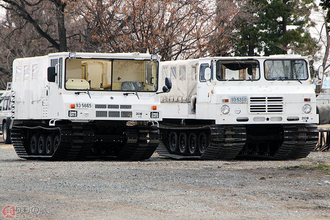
left=158, top=55, right=319, bottom=160
left=11, top=52, right=169, bottom=160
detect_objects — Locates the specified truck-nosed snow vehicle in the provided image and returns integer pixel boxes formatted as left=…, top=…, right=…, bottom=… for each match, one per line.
left=0, top=82, right=12, bottom=144
left=157, top=55, right=319, bottom=160
left=11, top=52, right=171, bottom=160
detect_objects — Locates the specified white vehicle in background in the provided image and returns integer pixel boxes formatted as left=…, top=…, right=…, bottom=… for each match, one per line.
left=11, top=52, right=171, bottom=160
left=0, top=82, right=12, bottom=144
left=158, top=55, right=319, bottom=160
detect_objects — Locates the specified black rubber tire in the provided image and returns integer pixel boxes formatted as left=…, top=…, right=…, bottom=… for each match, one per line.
left=53, top=134, right=60, bottom=152
left=178, top=132, right=188, bottom=154
left=38, top=135, right=46, bottom=154
left=188, top=133, right=197, bottom=155
left=45, top=135, right=54, bottom=155
left=2, top=121, right=11, bottom=144
left=198, top=132, right=208, bottom=154
left=30, top=134, right=38, bottom=154
left=169, top=131, right=178, bottom=153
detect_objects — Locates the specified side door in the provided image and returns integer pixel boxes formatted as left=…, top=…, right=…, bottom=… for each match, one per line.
left=196, top=60, right=214, bottom=118
left=46, top=58, right=64, bottom=118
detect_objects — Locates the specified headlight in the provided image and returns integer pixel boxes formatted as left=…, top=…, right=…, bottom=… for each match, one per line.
left=221, top=105, right=230, bottom=115
left=302, top=104, right=312, bottom=114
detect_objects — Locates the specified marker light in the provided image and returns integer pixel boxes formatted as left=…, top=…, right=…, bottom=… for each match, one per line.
left=235, top=108, right=241, bottom=114
left=152, top=106, right=157, bottom=110
left=151, top=54, right=158, bottom=61
left=71, top=104, right=75, bottom=109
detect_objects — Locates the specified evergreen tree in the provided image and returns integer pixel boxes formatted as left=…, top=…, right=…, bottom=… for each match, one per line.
left=235, top=0, right=319, bottom=56
left=320, top=0, right=330, bottom=22
left=320, top=0, right=330, bottom=72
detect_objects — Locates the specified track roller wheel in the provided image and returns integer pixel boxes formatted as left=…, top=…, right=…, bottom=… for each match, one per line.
left=37, top=135, right=46, bottom=154
left=169, top=131, right=178, bottom=153
left=100, top=146, right=108, bottom=155
left=178, top=132, right=188, bottom=154
left=3, top=121, right=11, bottom=144
left=198, top=132, right=208, bottom=154
left=188, top=133, right=197, bottom=155
left=53, top=134, right=60, bottom=152
left=30, top=134, right=38, bottom=154
left=45, top=135, right=54, bottom=155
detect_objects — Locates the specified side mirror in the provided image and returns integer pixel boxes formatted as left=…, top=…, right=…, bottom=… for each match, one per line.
left=156, top=77, right=172, bottom=94
left=318, top=65, right=324, bottom=80
left=314, top=65, right=325, bottom=95
left=162, top=85, right=169, bottom=92
left=165, top=77, right=172, bottom=91
left=47, top=67, right=56, bottom=82
left=204, top=67, right=211, bottom=81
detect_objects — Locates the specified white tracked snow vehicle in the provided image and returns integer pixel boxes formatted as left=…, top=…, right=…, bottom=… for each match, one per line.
left=0, top=82, right=13, bottom=144
left=11, top=52, right=171, bottom=161
left=157, top=55, right=319, bottom=160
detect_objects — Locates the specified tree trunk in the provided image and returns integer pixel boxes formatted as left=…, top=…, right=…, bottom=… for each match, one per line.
left=55, top=1, right=67, bottom=52
left=323, top=22, right=330, bottom=72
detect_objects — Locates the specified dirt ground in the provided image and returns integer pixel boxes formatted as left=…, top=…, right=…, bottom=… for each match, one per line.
left=0, top=139, right=329, bottom=220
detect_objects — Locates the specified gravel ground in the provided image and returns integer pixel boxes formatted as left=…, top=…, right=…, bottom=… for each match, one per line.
left=0, top=140, right=330, bottom=220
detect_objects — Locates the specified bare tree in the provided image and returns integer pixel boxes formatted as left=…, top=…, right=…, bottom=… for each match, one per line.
left=0, top=0, right=80, bottom=87
left=73, top=0, right=239, bottom=60
left=0, top=0, right=68, bottom=51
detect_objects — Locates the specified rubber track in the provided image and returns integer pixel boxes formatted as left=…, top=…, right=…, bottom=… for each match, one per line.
left=270, top=125, right=297, bottom=160
left=157, top=125, right=246, bottom=160
left=285, top=124, right=319, bottom=159
left=11, top=128, right=28, bottom=158
left=11, top=125, right=94, bottom=160
left=52, top=125, right=95, bottom=160
left=117, top=126, right=160, bottom=161
left=202, top=125, right=246, bottom=160
left=236, top=124, right=319, bottom=160
left=264, top=125, right=318, bottom=160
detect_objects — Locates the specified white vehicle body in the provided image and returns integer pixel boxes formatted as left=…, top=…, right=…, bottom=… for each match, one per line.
left=11, top=52, right=165, bottom=160
left=12, top=52, right=161, bottom=122
left=158, top=55, right=319, bottom=160
left=0, top=83, right=12, bottom=144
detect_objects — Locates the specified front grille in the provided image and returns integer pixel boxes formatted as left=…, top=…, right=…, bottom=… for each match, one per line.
left=250, top=97, right=283, bottom=113
left=121, top=111, right=132, bottom=118
left=95, top=104, right=133, bottom=118
left=95, top=104, right=107, bottom=109
left=120, top=105, right=132, bottom=109
left=109, top=111, right=120, bottom=117
left=108, top=105, right=119, bottom=109
left=96, top=111, right=107, bottom=117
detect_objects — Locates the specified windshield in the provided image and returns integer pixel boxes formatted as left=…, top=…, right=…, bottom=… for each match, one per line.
left=265, top=59, right=308, bottom=80
left=65, top=59, right=158, bottom=91
left=216, top=60, right=259, bottom=81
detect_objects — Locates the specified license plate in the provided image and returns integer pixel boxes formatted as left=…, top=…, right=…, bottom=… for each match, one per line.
left=230, top=96, right=248, bottom=104
left=75, top=103, right=93, bottom=109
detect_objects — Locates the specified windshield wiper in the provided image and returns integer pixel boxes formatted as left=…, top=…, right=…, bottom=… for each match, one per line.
left=123, top=89, right=140, bottom=99
left=247, top=77, right=253, bottom=82
left=75, top=88, right=91, bottom=99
